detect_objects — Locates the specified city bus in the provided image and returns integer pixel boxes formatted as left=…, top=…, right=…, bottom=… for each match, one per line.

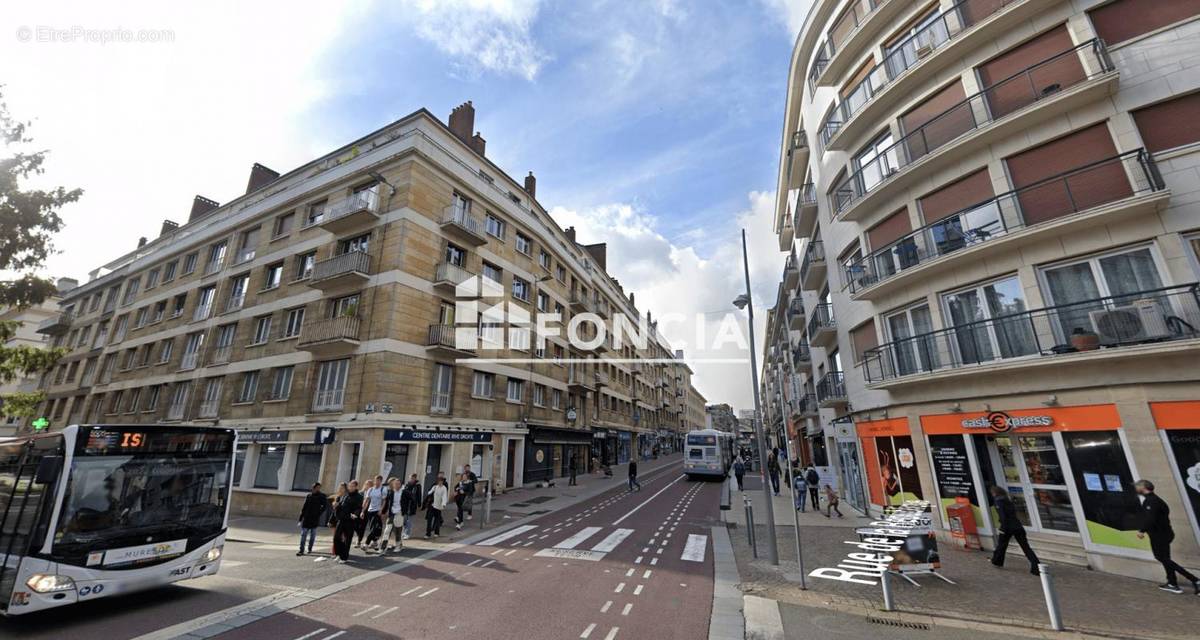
left=683, top=429, right=734, bottom=480
left=0, top=424, right=236, bottom=615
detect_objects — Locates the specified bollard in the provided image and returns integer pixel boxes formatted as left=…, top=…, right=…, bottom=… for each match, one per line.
left=880, top=570, right=895, bottom=612
left=1039, top=563, right=1064, bottom=631
left=745, top=498, right=758, bottom=559
left=481, top=486, right=493, bottom=528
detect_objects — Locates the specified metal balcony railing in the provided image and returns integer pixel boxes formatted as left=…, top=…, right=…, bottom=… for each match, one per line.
left=312, top=389, right=345, bottom=412
left=828, top=0, right=880, bottom=53
left=788, top=296, right=804, bottom=318
left=436, top=261, right=475, bottom=286
left=570, top=292, right=596, bottom=313
left=808, top=302, right=835, bottom=338
left=312, top=250, right=372, bottom=282
left=36, top=310, right=74, bottom=334
left=426, top=323, right=459, bottom=349
left=800, top=240, right=825, bottom=281
left=844, top=149, right=1163, bottom=294
left=300, top=316, right=361, bottom=346
left=831, top=39, right=1114, bottom=216
left=441, top=203, right=485, bottom=239
left=790, top=183, right=816, bottom=214
left=816, top=371, right=847, bottom=404
left=820, top=0, right=1023, bottom=147
left=792, top=344, right=811, bottom=365
left=863, top=284, right=1200, bottom=383
left=321, top=186, right=380, bottom=225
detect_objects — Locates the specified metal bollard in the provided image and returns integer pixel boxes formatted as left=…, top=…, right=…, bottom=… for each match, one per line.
left=880, top=570, right=895, bottom=612
left=1039, top=563, right=1064, bottom=631
left=745, top=498, right=757, bottom=558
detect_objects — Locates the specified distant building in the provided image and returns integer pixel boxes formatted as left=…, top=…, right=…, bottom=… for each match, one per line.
left=0, top=278, right=76, bottom=436
left=705, top=403, right=737, bottom=433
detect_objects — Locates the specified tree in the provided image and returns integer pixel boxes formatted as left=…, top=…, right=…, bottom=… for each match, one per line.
left=0, top=87, right=82, bottom=422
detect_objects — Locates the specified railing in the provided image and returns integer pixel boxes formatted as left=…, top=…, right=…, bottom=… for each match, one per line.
left=829, top=0, right=880, bottom=54
left=301, top=316, right=361, bottom=345
left=789, top=183, right=816, bottom=214
left=844, top=149, right=1163, bottom=294
left=312, top=250, right=372, bottom=281
left=820, top=0, right=1023, bottom=146
left=209, top=344, right=233, bottom=366
left=426, top=323, right=460, bottom=349
left=594, top=371, right=610, bottom=386
left=800, top=240, right=825, bottom=282
left=441, top=203, right=484, bottom=237
left=570, top=292, right=596, bottom=313
left=832, top=39, right=1112, bottom=216
left=863, top=284, right=1200, bottom=383
left=793, top=392, right=818, bottom=416
left=808, top=302, right=835, bottom=338
left=788, top=296, right=805, bottom=320
left=312, top=389, right=345, bottom=412
left=784, top=252, right=798, bottom=276
left=436, top=261, right=475, bottom=286
left=180, top=351, right=200, bottom=371
left=808, top=40, right=833, bottom=90
left=36, top=310, right=73, bottom=333
left=321, top=186, right=380, bottom=225
left=793, top=344, right=811, bottom=364
left=817, top=371, right=847, bottom=403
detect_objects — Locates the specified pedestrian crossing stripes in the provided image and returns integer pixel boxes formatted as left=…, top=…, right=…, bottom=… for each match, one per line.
left=681, top=534, right=707, bottom=562
left=477, top=524, right=537, bottom=546
left=590, top=528, right=634, bottom=553
left=554, top=526, right=603, bottom=550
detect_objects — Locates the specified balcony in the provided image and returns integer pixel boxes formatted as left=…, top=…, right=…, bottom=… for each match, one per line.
left=594, top=371, right=610, bottom=388
left=792, top=392, right=818, bottom=418
left=311, top=389, right=345, bottom=413
left=792, top=344, right=811, bottom=367
left=440, top=204, right=487, bottom=246
left=433, top=262, right=478, bottom=295
left=777, top=211, right=794, bottom=251
left=568, top=364, right=595, bottom=392
left=799, top=240, right=826, bottom=291
left=314, top=186, right=380, bottom=234
left=782, top=252, right=800, bottom=290
left=299, top=316, right=362, bottom=355
left=788, top=297, right=805, bottom=330
left=790, top=183, right=818, bottom=239
left=816, top=371, right=847, bottom=407
left=864, top=284, right=1200, bottom=388
left=808, top=302, right=836, bottom=348
left=425, top=323, right=473, bottom=359
left=820, top=0, right=1040, bottom=151
left=36, top=310, right=73, bottom=335
left=785, top=129, right=809, bottom=190
left=845, top=150, right=1166, bottom=299
left=310, top=250, right=372, bottom=292
left=831, top=39, right=1117, bottom=222
left=569, top=291, right=594, bottom=313
left=811, top=0, right=909, bottom=89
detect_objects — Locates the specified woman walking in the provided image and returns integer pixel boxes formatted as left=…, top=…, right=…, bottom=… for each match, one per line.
left=425, top=474, right=449, bottom=538
left=354, top=479, right=373, bottom=548
left=332, top=480, right=363, bottom=563
left=454, top=473, right=469, bottom=531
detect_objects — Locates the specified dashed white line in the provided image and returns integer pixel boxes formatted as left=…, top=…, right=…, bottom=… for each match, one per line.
left=293, top=630, right=326, bottom=640
left=621, top=603, right=633, bottom=616
left=650, top=557, right=658, bottom=566
left=625, top=568, right=635, bottom=577
left=480, top=559, right=496, bottom=568
left=468, top=559, right=482, bottom=566
left=634, top=555, right=643, bottom=564
left=505, top=549, right=517, bottom=557
left=321, top=632, right=346, bottom=640
left=614, top=582, right=626, bottom=593
left=418, top=587, right=439, bottom=598
left=601, top=600, right=613, bottom=613
left=633, top=584, right=644, bottom=596
left=372, top=606, right=398, bottom=619
left=643, top=570, right=652, bottom=579
left=580, top=622, right=598, bottom=638
left=353, top=605, right=379, bottom=617
left=401, top=586, right=422, bottom=596
left=603, top=627, right=620, bottom=640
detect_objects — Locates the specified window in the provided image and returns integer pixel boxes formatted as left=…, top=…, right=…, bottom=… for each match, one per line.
left=144, top=384, right=161, bottom=411
left=163, top=260, right=177, bottom=283
left=283, top=307, right=305, bottom=338
left=538, top=250, right=551, bottom=270
left=482, top=261, right=502, bottom=284
left=339, top=233, right=370, bottom=255
left=306, top=200, right=327, bottom=226
left=330, top=294, right=359, bottom=318
left=227, top=274, right=250, bottom=311
left=884, top=303, right=937, bottom=375
left=182, top=252, right=198, bottom=275
left=383, top=444, right=409, bottom=481
left=145, top=268, right=160, bottom=289
left=158, top=338, right=173, bottom=364
left=555, top=265, right=566, bottom=282
left=254, top=445, right=286, bottom=489
left=273, top=212, right=295, bottom=238
left=167, top=382, right=191, bottom=420
left=252, top=315, right=273, bottom=345
left=195, top=285, right=216, bottom=321
left=516, top=232, right=533, bottom=255
left=512, top=276, right=530, bottom=302
left=171, top=293, right=187, bottom=318
left=1039, top=246, right=1166, bottom=343
left=536, top=291, right=550, bottom=312
left=137, top=343, right=152, bottom=367
left=182, top=331, right=205, bottom=370
left=291, top=445, right=324, bottom=492
left=124, top=388, right=141, bottom=413
left=121, top=278, right=140, bottom=305
left=1088, top=0, right=1200, bottom=46
left=216, top=323, right=237, bottom=354
left=264, top=262, right=284, bottom=290
left=233, top=445, right=247, bottom=486
left=431, top=363, right=453, bottom=414
left=105, top=392, right=121, bottom=416
left=313, top=358, right=349, bottom=411
left=88, top=294, right=100, bottom=312
left=206, top=240, right=228, bottom=274
left=199, top=377, right=222, bottom=417
left=269, top=365, right=294, bottom=400
left=941, top=275, right=1037, bottom=366
left=1132, top=92, right=1200, bottom=154
left=485, top=213, right=506, bottom=239
left=506, top=378, right=524, bottom=403
left=295, top=251, right=316, bottom=280
left=111, top=314, right=129, bottom=343
left=237, top=371, right=260, bottom=403
left=152, top=300, right=166, bottom=323
left=445, top=243, right=466, bottom=266
left=533, top=384, right=546, bottom=407
left=854, top=131, right=898, bottom=193
left=472, top=371, right=494, bottom=398
left=236, top=226, right=260, bottom=264
left=552, top=388, right=562, bottom=410
left=450, top=192, right=472, bottom=219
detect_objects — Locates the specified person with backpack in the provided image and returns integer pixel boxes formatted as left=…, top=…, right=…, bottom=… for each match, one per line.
left=805, top=466, right=821, bottom=510
left=362, top=474, right=387, bottom=551
left=400, top=473, right=422, bottom=540
left=297, top=482, right=327, bottom=556
left=332, top=480, right=364, bottom=563
left=793, top=468, right=808, bottom=512
left=732, top=456, right=746, bottom=491
left=424, top=474, right=449, bottom=538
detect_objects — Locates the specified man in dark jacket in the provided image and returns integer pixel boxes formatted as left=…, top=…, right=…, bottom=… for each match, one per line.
left=399, top=474, right=422, bottom=540
left=989, top=485, right=1040, bottom=575
left=628, top=459, right=641, bottom=491
left=333, top=480, right=364, bottom=563
left=1135, top=479, right=1199, bottom=594
left=805, top=466, right=821, bottom=509
left=297, top=483, right=326, bottom=556
left=767, top=450, right=781, bottom=496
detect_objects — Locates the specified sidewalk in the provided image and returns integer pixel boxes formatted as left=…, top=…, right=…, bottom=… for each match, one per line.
left=228, top=453, right=682, bottom=549
left=726, top=476, right=1198, bottom=640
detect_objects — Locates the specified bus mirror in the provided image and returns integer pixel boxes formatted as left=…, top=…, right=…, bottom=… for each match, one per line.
left=35, top=456, right=64, bottom=484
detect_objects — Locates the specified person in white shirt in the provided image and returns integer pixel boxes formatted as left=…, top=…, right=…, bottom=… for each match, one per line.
left=361, top=474, right=386, bottom=550
left=380, top=477, right=404, bottom=553
left=424, top=473, right=449, bottom=538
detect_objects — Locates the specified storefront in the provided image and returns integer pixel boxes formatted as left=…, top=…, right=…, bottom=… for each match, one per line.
left=855, top=418, right=925, bottom=510
left=616, top=430, right=633, bottom=464
left=921, top=404, right=1152, bottom=558
left=528, top=426, right=593, bottom=480
left=593, top=428, right=616, bottom=468
left=832, top=421, right=867, bottom=513
left=1150, top=401, right=1200, bottom=547
left=382, top=427, right=495, bottom=491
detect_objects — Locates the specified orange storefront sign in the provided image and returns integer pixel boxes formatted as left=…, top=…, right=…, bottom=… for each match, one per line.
left=1149, top=401, right=1200, bottom=430
left=920, top=404, right=1121, bottom=435
left=855, top=417, right=910, bottom=438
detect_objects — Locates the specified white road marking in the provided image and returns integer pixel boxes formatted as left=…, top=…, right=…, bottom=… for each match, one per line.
left=643, top=569, right=652, bottom=579
left=555, top=526, right=603, bottom=549
left=401, top=586, right=422, bottom=596
left=480, top=559, right=496, bottom=568
left=522, top=541, right=534, bottom=547
left=614, top=582, right=626, bottom=593
left=641, top=547, right=650, bottom=553
left=581, top=623, right=597, bottom=639
left=601, top=600, right=612, bottom=613
left=655, top=548, right=663, bottom=554
left=505, top=549, right=517, bottom=556
left=625, top=568, right=635, bottom=577
left=353, top=605, right=379, bottom=617
left=478, top=525, right=538, bottom=546
left=534, top=548, right=607, bottom=561
left=650, top=558, right=658, bottom=566
left=492, top=549, right=504, bottom=555
left=418, top=587, right=439, bottom=598
left=634, top=556, right=643, bottom=564
left=468, top=559, right=482, bottom=566
left=612, top=475, right=684, bottom=525
left=322, top=633, right=346, bottom=640
left=622, top=603, right=633, bottom=616
left=659, top=540, right=668, bottom=547
left=603, top=627, right=620, bottom=640
left=634, top=584, right=644, bottom=596
left=681, top=534, right=707, bottom=562
left=591, top=528, right=634, bottom=553
left=372, top=606, right=398, bottom=619
left=293, top=630, right=326, bottom=640
left=221, top=561, right=248, bottom=568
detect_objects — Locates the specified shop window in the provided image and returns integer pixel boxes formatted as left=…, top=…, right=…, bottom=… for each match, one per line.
left=233, top=445, right=247, bottom=486
left=1088, top=0, right=1200, bottom=46
left=254, top=445, right=285, bottom=489
left=1063, top=431, right=1145, bottom=550
left=867, top=435, right=923, bottom=507
left=928, top=434, right=982, bottom=524
left=291, top=445, right=324, bottom=491
left=384, top=444, right=410, bottom=480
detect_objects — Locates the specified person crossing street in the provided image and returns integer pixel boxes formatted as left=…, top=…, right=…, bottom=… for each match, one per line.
left=332, top=480, right=363, bottom=563
left=628, top=459, right=642, bottom=492
left=296, top=482, right=326, bottom=556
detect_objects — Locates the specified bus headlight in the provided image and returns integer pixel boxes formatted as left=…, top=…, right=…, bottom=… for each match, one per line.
left=203, top=546, right=222, bottom=563
left=26, top=574, right=75, bottom=593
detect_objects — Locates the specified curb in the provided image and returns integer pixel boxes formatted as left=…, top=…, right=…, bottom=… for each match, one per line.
left=742, top=595, right=784, bottom=640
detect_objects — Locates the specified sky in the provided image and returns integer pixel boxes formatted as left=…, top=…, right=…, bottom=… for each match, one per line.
left=0, top=0, right=814, bottom=414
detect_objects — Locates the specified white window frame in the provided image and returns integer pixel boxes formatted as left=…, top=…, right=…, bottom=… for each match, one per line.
left=506, top=378, right=524, bottom=404
left=431, top=363, right=453, bottom=414
left=472, top=371, right=494, bottom=399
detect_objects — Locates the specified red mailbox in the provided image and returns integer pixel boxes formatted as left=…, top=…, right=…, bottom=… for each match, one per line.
left=946, top=497, right=982, bottom=550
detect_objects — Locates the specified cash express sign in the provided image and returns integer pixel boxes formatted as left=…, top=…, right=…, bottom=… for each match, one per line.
left=961, top=411, right=1053, bottom=433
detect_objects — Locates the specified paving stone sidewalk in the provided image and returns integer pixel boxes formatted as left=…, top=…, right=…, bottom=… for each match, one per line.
left=726, top=476, right=1198, bottom=640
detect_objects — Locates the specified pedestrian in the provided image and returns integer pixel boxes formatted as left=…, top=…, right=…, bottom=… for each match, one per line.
left=628, top=458, right=642, bottom=492
left=453, top=473, right=468, bottom=531
left=333, top=480, right=364, bottom=563
left=354, top=478, right=372, bottom=547
left=793, top=469, right=808, bottom=512
left=1135, top=480, right=1199, bottom=594
left=733, top=456, right=746, bottom=492
left=805, top=466, right=820, bottom=510
left=989, top=485, right=1040, bottom=576
left=767, top=450, right=781, bottom=496
left=380, top=477, right=405, bottom=553
left=568, top=453, right=578, bottom=486
left=362, top=474, right=386, bottom=551
left=424, top=474, right=449, bottom=538
left=400, top=473, right=422, bottom=540
left=461, top=464, right=477, bottom=521
left=822, top=484, right=843, bottom=518
left=297, top=482, right=327, bottom=556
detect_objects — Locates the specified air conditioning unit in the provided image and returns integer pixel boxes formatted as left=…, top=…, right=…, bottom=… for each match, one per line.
left=1089, top=301, right=1172, bottom=344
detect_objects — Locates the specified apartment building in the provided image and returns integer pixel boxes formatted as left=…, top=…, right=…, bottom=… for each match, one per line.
left=36, top=102, right=705, bottom=517
left=0, top=278, right=75, bottom=436
left=766, top=0, right=1200, bottom=580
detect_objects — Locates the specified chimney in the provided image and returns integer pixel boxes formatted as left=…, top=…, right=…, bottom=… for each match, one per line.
left=189, top=195, right=220, bottom=222
left=584, top=243, right=607, bottom=271
left=160, top=219, right=179, bottom=237
left=524, top=171, right=537, bottom=198
left=56, top=277, right=78, bottom=293
left=565, top=226, right=577, bottom=245
left=447, top=101, right=475, bottom=145
left=470, top=132, right=486, bottom=157
left=245, top=163, right=280, bottom=195
left=137, top=237, right=148, bottom=248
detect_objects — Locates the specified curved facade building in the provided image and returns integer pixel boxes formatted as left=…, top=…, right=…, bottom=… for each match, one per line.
left=765, top=0, right=1200, bottom=579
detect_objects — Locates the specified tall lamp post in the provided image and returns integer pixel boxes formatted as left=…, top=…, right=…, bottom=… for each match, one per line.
left=774, top=358, right=807, bottom=588
left=733, top=228, right=779, bottom=566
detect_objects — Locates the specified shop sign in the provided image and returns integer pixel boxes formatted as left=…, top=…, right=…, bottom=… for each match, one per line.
left=313, top=427, right=336, bottom=445
left=238, top=430, right=288, bottom=443
left=383, top=429, right=493, bottom=442
left=961, top=411, right=1052, bottom=433
left=566, top=407, right=578, bottom=422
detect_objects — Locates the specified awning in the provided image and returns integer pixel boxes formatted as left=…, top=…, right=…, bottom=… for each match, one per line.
left=528, top=426, right=594, bottom=446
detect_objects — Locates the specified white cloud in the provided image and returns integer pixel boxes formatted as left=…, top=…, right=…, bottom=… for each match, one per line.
left=549, top=190, right=784, bottom=414
left=759, top=0, right=814, bottom=35
left=398, top=0, right=549, bottom=81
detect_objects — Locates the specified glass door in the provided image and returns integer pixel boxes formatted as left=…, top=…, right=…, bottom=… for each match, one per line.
left=988, top=435, right=1078, bottom=534
left=942, top=276, right=1037, bottom=366
left=885, top=304, right=938, bottom=375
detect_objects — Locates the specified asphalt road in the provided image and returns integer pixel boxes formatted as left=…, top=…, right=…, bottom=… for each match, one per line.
left=0, top=461, right=723, bottom=640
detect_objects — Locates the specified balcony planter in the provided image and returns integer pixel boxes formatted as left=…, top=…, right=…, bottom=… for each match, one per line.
left=1070, top=328, right=1100, bottom=352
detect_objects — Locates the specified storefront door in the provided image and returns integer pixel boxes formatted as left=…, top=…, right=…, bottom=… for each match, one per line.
left=987, top=434, right=1078, bottom=534
left=424, top=444, right=443, bottom=493
left=838, top=441, right=866, bottom=512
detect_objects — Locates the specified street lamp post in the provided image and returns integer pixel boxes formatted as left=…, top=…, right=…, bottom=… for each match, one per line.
left=733, top=228, right=779, bottom=566
left=774, top=359, right=807, bottom=588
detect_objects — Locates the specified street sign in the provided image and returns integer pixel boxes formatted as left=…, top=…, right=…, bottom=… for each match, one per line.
left=32, top=417, right=49, bottom=431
